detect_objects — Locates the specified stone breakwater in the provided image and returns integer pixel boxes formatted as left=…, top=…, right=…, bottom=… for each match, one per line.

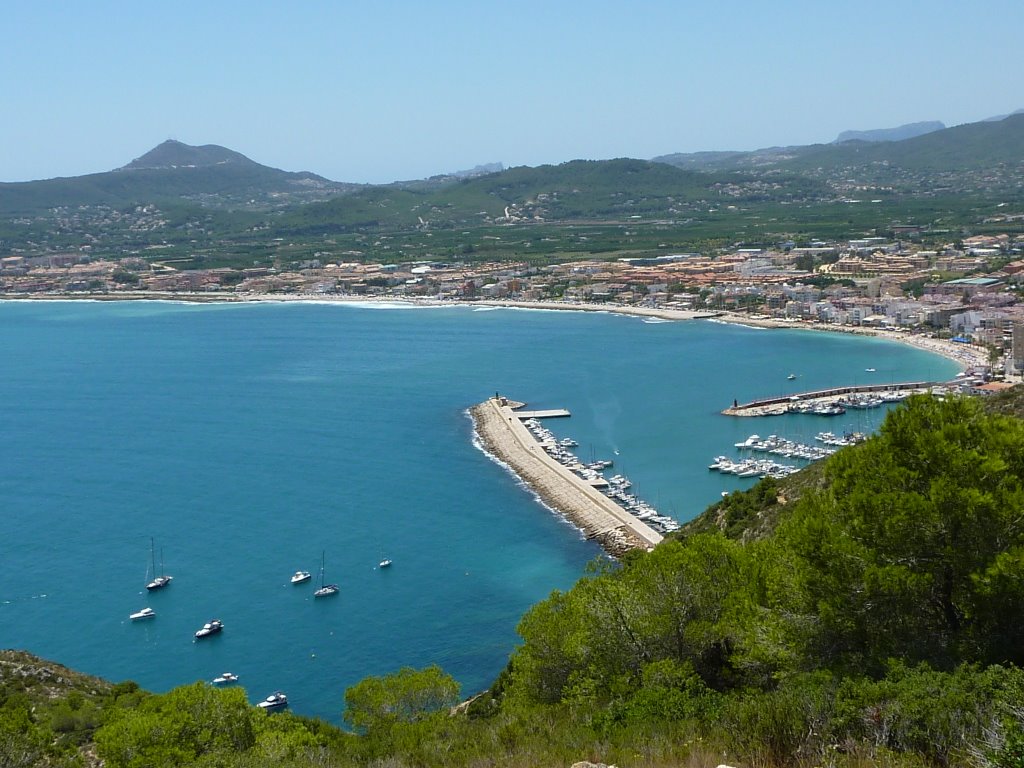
left=470, top=397, right=663, bottom=557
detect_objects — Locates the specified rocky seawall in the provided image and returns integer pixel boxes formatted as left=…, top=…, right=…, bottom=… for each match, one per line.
left=470, top=397, right=662, bottom=557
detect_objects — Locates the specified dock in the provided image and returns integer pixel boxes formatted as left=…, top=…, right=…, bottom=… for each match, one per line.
left=514, top=409, right=571, bottom=419
left=471, top=396, right=663, bottom=555
left=723, top=380, right=938, bottom=416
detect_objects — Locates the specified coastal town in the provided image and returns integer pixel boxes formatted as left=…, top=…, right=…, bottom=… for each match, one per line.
left=4, top=230, right=1024, bottom=377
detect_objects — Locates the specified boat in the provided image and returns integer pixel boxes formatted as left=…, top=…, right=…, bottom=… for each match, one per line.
left=290, top=570, right=311, bottom=584
left=313, top=552, right=339, bottom=598
left=212, top=672, right=238, bottom=685
left=194, top=619, right=223, bottom=639
left=129, top=607, right=155, bottom=621
left=145, top=538, right=173, bottom=591
left=865, top=367, right=876, bottom=372
left=787, top=373, right=797, bottom=380
left=257, top=691, right=288, bottom=711
left=379, top=558, right=392, bottom=569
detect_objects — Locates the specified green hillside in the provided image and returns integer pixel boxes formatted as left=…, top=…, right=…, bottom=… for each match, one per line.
left=0, top=141, right=360, bottom=214
left=783, top=113, right=1024, bottom=173
left=278, top=158, right=829, bottom=236
left=656, top=114, right=1024, bottom=185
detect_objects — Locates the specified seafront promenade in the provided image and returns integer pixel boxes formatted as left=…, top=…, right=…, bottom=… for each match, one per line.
left=470, top=396, right=663, bottom=556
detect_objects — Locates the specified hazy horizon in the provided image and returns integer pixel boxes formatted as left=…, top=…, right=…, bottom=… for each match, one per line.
left=3, top=0, right=1022, bottom=185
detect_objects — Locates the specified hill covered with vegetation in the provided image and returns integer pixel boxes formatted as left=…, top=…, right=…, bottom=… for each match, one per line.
left=0, top=140, right=361, bottom=214
left=4, top=393, right=1024, bottom=767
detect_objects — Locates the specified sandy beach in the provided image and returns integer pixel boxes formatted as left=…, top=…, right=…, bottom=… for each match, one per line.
left=470, top=396, right=663, bottom=556
left=3, top=290, right=991, bottom=371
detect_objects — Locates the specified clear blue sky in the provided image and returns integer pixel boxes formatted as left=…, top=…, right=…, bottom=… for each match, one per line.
left=3, top=0, right=1021, bottom=184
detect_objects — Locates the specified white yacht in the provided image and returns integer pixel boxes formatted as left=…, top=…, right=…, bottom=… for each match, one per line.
left=194, top=619, right=223, bottom=639
left=129, top=607, right=155, bottom=621
left=257, top=691, right=288, bottom=711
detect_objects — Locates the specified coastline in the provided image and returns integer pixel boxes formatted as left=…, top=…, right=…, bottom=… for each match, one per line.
left=1, top=290, right=989, bottom=371
left=469, top=396, right=663, bottom=557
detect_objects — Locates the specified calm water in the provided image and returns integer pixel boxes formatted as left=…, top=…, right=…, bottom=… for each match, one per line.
left=0, top=300, right=958, bottom=722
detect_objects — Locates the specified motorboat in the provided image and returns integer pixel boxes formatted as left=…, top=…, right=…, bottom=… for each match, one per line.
left=787, top=373, right=797, bottom=380
left=212, top=672, right=239, bottom=685
left=379, top=559, right=392, bottom=569
left=129, top=607, right=155, bottom=621
left=194, top=619, right=223, bottom=639
left=290, top=570, right=311, bottom=584
left=257, top=691, right=288, bottom=711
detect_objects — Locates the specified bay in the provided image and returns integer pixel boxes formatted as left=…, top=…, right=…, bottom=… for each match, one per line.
left=0, top=300, right=959, bottom=722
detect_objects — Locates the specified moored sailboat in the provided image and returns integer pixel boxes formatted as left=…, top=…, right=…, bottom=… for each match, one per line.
left=313, top=551, right=339, bottom=598
left=146, top=538, right=173, bottom=591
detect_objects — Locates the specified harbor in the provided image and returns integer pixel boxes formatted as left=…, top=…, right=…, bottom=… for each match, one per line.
left=722, top=380, right=937, bottom=417
left=470, top=396, right=670, bottom=556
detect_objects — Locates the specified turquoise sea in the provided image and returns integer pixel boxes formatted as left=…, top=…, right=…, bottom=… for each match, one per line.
left=0, top=300, right=959, bottom=722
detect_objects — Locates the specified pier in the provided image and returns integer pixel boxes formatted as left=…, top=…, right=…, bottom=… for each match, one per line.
left=514, top=408, right=571, bottom=419
left=723, top=380, right=939, bottom=417
left=471, top=396, right=663, bottom=555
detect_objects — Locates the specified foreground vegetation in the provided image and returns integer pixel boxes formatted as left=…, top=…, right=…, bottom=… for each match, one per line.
left=5, top=393, right=1024, bottom=767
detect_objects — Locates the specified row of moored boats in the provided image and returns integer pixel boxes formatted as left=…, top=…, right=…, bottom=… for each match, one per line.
left=711, top=431, right=867, bottom=479
left=522, top=419, right=680, bottom=534
left=786, top=389, right=909, bottom=416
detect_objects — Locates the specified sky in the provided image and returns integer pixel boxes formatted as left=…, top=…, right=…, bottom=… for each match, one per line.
left=2, top=0, right=1022, bottom=184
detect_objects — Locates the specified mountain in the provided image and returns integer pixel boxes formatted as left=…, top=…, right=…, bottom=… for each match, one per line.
left=120, top=139, right=260, bottom=170
left=0, top=140, right=361, bottom=214
left=278, top=157, right=829, bottom=234
left=783, top=112, right=1024, bottom=172
left=834, top=120, right=945, bottom=143
left=654, top=112, right=1024, bottom=193
left=983, top=108, right=1024, bottom=122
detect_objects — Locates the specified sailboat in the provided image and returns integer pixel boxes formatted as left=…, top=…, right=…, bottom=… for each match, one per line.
left=313, top=551, right=338, bottom=598
left=145, top=538, right=173, bottom=591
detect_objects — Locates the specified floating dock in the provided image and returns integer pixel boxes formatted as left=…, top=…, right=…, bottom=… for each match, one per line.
left=471, top=396, right=663, bottom=555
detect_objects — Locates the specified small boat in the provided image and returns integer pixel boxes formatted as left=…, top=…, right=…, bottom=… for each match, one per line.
left=129, top=607, right=155, bottom=621
left=195, top=619, right=223, bottom=639
left=290, top=570, right=311, bottom=584
left=145, top=538, right=173, bottom=591
left=379, top=559, right=392, bottom=569
left=787, top=373, right=797, bottom=380
left=313, top=551, right=339, bottom=598
left=865, top=367, right=876, bottom=372
left=257, top=691, right=288, bottom=711
left=212, top=672, right=239, bottom=685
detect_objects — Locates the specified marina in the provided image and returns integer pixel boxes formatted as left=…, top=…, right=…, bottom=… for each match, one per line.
left=724, top=381, right=937, bottom=417
left=471, top=396, right=670, bottom=555
left=711, top=430, right=866, bottom=480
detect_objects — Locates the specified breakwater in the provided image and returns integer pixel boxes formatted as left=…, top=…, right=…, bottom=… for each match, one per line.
left=470, top=396, right=663, bottom=556
left=722, top=381, right=938, bottom=417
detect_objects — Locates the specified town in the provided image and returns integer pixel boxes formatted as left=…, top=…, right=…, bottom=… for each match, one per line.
left=4, top=230, right=1024, bottom=376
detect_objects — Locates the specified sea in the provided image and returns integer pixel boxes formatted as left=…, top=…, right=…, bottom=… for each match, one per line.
left=0, top=300, right=959, bottom=722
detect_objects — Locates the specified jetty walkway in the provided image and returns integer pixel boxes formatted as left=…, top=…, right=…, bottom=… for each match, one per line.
left=470, top=396, right=663, bottom=555
left=723, top=380, right=938, bottom=417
